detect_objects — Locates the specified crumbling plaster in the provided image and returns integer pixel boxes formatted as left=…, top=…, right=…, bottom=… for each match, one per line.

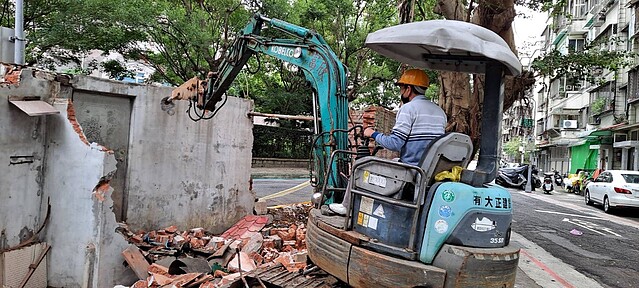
left=1, top=68, right=256, bottom=286
left=0, top=69, right=62, bottom=249
left=43, top=99, right=135, bottom=287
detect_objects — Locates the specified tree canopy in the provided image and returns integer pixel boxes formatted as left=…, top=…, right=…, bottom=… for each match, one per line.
left=8, top=0, right=622, bottom=144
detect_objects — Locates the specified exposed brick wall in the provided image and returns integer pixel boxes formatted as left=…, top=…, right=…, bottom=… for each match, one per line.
left=349, top=106, right=400, bottom=160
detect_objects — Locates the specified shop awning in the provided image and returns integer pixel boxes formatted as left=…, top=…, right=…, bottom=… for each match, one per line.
left=576, top=129, right=612, bottom=139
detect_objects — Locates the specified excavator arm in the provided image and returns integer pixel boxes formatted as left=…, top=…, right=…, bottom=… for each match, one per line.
left=164, top=13, right=352, bottom=198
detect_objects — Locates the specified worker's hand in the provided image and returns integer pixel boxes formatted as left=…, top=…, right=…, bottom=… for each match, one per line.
left=364, top=127, right=376, bottom=138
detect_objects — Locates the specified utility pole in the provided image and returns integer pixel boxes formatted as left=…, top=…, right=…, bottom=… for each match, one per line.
left=525, top=97, right=536, bottom=193
left=13, top=0, right=24, bottom=65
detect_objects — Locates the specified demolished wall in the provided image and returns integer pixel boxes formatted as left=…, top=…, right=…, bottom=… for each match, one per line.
left=43, top=99, right=136, bottom=286
left=0, top=69, right=58, bottom=249
left=1, top=68, right=255, bottom=286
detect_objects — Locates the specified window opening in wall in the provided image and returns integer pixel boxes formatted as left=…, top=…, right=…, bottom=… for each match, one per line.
left=568, top=38, right=585, bottom=52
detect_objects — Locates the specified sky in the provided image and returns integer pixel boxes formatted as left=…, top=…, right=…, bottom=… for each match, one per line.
left=512, top=6, right=548, bottom=65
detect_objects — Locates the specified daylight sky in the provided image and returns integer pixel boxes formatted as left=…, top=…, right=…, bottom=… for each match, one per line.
left=513, top=6, right=548, bottom=66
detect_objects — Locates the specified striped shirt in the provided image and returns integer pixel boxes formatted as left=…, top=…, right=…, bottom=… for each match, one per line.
left=371, top=95, right=447, bottom=166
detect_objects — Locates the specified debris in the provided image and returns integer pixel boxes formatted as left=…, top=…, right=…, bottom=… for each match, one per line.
left=241, top=233, right=264, bottom=254
left=117, top=203, right=317, bottom=287
left=168, top=258, right=212, bottom=274
left=255, top=199, right=268, bottom=215
left=570, top=229, right=583, bottom=236
left=122, top=245, right=150, bottom=280
left=220, top=215, right=271, bottom=240
left=228, top=251, right=257, bottom=272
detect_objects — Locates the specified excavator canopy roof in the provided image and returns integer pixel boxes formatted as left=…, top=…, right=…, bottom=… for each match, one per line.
left=365, top=20, right=522, bottom=76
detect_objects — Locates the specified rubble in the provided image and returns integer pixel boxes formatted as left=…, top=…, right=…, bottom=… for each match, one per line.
left=116, top=203, right=336, bottom=287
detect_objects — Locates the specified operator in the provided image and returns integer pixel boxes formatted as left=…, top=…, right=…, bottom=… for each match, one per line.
left=328, top=69, right=447, bottom=215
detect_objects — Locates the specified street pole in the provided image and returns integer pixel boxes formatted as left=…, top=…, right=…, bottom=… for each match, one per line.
left=525, top=148, right=533, bottom=193
left=14, top=0, right=24, bottom=65
left=525, top=97, right=537, bottom=193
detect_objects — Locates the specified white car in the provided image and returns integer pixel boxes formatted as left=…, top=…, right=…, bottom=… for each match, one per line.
left=584, top=170, right=639, bottom=213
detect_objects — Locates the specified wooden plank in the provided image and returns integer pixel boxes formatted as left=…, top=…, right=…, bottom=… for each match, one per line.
left=9, top=100, right=59, bottom=116
left=121, top=245, right=150, bottom=280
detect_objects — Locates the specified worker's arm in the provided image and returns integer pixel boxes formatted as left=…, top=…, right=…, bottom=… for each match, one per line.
left=365, top=107, right=412, bottom=152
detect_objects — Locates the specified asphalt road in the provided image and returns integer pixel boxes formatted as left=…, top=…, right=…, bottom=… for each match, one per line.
left=252, top=173, right=639, bottom=287
left=511, top=188, right=639, bottom=288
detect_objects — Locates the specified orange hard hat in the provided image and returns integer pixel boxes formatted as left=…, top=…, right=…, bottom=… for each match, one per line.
left=395, top=69, right=429, bottom=88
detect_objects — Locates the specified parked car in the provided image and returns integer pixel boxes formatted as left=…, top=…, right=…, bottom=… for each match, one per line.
left=584, top=170, right=639, bottom=213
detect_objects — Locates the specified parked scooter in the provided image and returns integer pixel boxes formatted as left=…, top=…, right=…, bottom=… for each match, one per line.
left=496, top=164, right=540, bottom=191
left=542, top=172, right=554, bottom=194
left=553, top=170, right=564, bottom=188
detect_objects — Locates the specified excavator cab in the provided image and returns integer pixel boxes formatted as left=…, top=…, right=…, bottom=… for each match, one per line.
left=307, top=20, right=523, bottom=287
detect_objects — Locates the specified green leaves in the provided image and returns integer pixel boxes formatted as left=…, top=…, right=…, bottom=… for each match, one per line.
left=530, top=45, right=635, bottom=84
left=10, top=0, right=441, bottom=111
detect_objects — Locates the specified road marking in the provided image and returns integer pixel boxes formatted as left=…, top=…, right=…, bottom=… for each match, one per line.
left=562, top=218, right=606, bottom=236
left=259, top=180, right=311, bottom=200
left=571, top=218, right=622, bottom=237
left=535, top=209, right=602, bottom=220
left=512, top=232, right=604, bottom=288
left=517, top=191, right=639, bottom=230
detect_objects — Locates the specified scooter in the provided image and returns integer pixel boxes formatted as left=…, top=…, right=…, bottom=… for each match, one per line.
left=542, top=172, right=554, bottom=194
left=553, top=170, right=564, bottom=188
left=495, top=164, right=539, bottom=191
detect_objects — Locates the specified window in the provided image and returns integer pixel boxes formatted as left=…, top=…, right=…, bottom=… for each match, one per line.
left=629, top=69, right=639, bottom=101
left=568, top=38, right=585, bottom=52
left=621, top=173, right=639, bottom=183
left=573, top=0, right=587, bottom=18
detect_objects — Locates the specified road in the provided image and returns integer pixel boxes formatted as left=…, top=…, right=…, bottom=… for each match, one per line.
left=252, top=174, right=639, bottom=287
left=511, top=188, right=639, bottom=288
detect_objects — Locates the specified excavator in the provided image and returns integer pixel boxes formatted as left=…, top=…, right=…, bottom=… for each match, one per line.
left=162, top=13, right=523, bottom=288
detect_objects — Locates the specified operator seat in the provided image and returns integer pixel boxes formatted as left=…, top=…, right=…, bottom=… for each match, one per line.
left=348, top=132, right=473, bottom=201
left=417, top=132, right=473, bottom=191
left=344, top=132, right=474, bottom=258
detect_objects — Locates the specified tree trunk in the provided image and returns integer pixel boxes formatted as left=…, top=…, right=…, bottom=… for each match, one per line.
left=434, top=0, right=534, bottom=157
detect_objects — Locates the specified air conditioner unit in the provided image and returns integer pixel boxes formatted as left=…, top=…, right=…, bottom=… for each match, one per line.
left=563, top=120, right=578, bottom=129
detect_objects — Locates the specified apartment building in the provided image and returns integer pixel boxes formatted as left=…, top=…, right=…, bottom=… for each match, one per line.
left=529, top=0, right=639, bottom=174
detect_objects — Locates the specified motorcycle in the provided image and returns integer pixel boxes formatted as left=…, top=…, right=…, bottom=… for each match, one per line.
left=553, top=170, right=564, bottom=188
left=495, top=164, right=540, bottom=191
left=566, top=171, right=589, bottom=195
left=542, top=172, right=554, bottom=194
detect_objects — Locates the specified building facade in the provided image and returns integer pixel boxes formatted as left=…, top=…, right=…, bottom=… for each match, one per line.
left=529, top=0, right=639, bottom=174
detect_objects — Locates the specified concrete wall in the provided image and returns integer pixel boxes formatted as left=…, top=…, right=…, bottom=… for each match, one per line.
left=0, top=68, right=255, bottom=286
left=71, top=76, right=256, bottom=233
left=0, top=70, right=58, bottom=249
left=43, top=99, right=135, bottom=287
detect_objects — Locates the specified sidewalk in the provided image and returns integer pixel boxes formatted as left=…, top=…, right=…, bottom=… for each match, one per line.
left=251, top=167, right=310, bottom=179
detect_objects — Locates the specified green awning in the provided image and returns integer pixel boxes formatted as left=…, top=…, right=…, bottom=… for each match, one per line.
left=552, top=31, right=567, bottom=47
left=584, top=16, right=594, bottom=28
left=570, top=140, right=599, bottom=173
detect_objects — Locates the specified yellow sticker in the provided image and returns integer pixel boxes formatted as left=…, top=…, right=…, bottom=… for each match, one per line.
left=363, top=170, right=370, bottom=184
left=357, top=212, right=364, bottom=226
